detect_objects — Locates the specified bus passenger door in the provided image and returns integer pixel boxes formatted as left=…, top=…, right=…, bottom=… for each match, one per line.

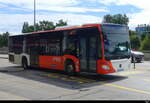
left=79, top=37, right=88, bottom=72
left=79, top=35, right=97, bottom=73
left=88, top=36, right=97, bottom=72
left=30, top=47, right=39, bottom=67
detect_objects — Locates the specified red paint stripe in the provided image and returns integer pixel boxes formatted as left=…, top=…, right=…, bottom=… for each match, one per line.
left=32, top=24, right=99, bottom=34
left=98, top=24, right=105, bottom=60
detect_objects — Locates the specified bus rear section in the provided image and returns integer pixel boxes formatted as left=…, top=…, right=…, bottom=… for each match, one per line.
left=8, top=23, right=131, bottom=75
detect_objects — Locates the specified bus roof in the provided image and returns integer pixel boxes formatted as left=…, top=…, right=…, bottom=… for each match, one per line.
left=31, top=23, right=100, bottom=35
left=9, top=23, right=100, bottom=37
left=102, top=23, right=127, bottom=27
left=9, top=23, right=128, bottom=37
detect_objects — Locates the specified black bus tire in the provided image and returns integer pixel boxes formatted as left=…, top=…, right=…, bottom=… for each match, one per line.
left=22, top=58, right=29, bottom=69
left=65, top=61, right=76, bottom=76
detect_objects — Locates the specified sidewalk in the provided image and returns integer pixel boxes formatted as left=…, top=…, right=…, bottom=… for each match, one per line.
left=0, top=54, right=8, bottom=59
left=0, top=55, right=24, bottom=72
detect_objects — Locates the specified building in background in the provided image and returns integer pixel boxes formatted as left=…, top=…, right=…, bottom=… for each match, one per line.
left=136, top=24, right=150, bottom=36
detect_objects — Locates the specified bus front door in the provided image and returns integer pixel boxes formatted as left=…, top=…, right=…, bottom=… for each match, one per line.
left=88, top=36, right=97, bottom=72
left=79, top=36, right=97, bottom=73
left=79, top=37, right=88, bottom=72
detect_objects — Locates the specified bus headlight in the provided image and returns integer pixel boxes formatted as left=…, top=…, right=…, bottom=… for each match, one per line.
left=102, top=65, right=110, bottom=70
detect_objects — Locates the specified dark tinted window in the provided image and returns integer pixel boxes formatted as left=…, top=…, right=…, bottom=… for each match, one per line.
left=26, top=32, right=63, bottom=56
left=89, top=36, right=97, bottom=57
left=9, top=36, right=24, bottom=54
left=63, top=27, right=102, bottom=58
left=77, top=27, right=102, bottom=58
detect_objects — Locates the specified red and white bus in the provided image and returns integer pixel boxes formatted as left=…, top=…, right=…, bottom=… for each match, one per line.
left=9, top=23, right=131, bottom=75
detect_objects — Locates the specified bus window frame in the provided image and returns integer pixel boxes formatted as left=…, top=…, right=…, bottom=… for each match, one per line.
left=26, top=32, right=64, bottom=57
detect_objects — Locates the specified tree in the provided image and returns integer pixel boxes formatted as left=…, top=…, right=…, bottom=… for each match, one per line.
left=39, top=20, right=55, bottom=31
left=102, top=14, right=129, bottom=25
left=140, top=34, right=150, bottom=50
left=140, top=35, right=150, bottom=50
left=56, top=19, right=67, bottom=27
left=3, top=32, right=9, bottom=47
left=129, top=30, right=141, bottom=50
left=102, top=14, right=113, bottom=24
left=22, top=22, right=29, bottom=33
left=27, top=25, right=35, bottom=33
left=141, top=33, right=147, bottom=41
left=0, top=32, right=9, bottom=47
left=21, top=19, right=67, bottom=33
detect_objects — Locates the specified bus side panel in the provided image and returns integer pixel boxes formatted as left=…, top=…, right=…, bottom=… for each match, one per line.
left=39, top=56, right=64, bottom=70
left=63, top=55, right=80, bottom=72
left=97, top=59, right=116, bottom=74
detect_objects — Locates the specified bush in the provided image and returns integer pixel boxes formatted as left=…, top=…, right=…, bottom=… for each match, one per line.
left=141, top=33, right=147, bottom=41
left=140, top=35, right=150, bottom=50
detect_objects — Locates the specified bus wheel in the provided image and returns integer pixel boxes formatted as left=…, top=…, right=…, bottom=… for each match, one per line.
left=22, top=58, right=28, bottom=69
left=65, top=62, right=75, bottom=76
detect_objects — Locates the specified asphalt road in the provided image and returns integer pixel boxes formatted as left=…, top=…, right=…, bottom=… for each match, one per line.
left=0, top=57, right=150, bottom=100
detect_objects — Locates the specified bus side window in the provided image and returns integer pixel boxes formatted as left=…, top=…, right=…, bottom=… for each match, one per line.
left=12, top=36, right=23, bottom=54
left=45, top=38, right=61, bottom=56
left=63, top=29, right=78, bottom=57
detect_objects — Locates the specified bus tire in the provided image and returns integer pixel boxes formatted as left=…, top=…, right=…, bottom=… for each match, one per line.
left=65, top=61, right=75, bottom=76
left=22, top=57, right=29, bottom=69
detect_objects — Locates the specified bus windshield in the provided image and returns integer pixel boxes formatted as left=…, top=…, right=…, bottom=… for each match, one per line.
left=102, top=24, right=130, bottom=60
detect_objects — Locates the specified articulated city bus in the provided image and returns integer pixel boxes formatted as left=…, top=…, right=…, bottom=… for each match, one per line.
left=9, top=23, right=131, bottom=75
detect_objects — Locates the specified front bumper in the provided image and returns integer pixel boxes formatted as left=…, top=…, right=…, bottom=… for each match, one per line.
left=133, top=55, right=144, bottom=62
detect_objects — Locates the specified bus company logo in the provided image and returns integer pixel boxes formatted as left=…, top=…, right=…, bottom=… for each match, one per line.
left=50, top=64, right=57, bottom=67
left=53, top=57, right=61, bottom=62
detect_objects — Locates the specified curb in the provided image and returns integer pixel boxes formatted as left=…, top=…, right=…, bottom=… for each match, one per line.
left=0, top=67, right=24, bottom=72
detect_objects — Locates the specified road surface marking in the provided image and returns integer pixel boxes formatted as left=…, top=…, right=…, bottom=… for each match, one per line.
left=48, top=73, right=67, bottom=77
left=46, top=73, right=96, bottom=82
left=46, top=73, right=96, bottom=83
left=143, top=79, right=150, bottom=82
left=46, top=73, right=150, bottom=95
left=102, top=83, right=150, bottom=95
left=117, top=70, right=144, bottom=76
left=47, top=74, right=60, bottom=78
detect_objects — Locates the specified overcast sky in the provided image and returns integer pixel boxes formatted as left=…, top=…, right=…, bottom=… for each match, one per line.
left=0, top=0, right=150, bottom=35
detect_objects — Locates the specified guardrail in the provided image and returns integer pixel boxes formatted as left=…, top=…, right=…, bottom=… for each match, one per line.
left=143, top=52, right=150, bottom=61
left=0, top=47, right=8, bottom=54
left=0, top=51, right=8, bottom=54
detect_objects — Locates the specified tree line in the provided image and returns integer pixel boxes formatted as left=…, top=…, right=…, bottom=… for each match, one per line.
left=129, top=29, right=150, bottom=51
left=0, top=19, right=67, bottom=48
left=0, top=14, right=150, bottom=51
left=22, top=19, right=67, bottom=33
left=0, top=32, right=9, bottom=47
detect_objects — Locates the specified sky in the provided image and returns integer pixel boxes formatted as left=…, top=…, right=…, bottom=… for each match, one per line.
left=0, top=0, right=150, bottom=35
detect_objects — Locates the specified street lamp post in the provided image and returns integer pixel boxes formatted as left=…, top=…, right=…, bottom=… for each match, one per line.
left=34, top=0, right=36, bottom=32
